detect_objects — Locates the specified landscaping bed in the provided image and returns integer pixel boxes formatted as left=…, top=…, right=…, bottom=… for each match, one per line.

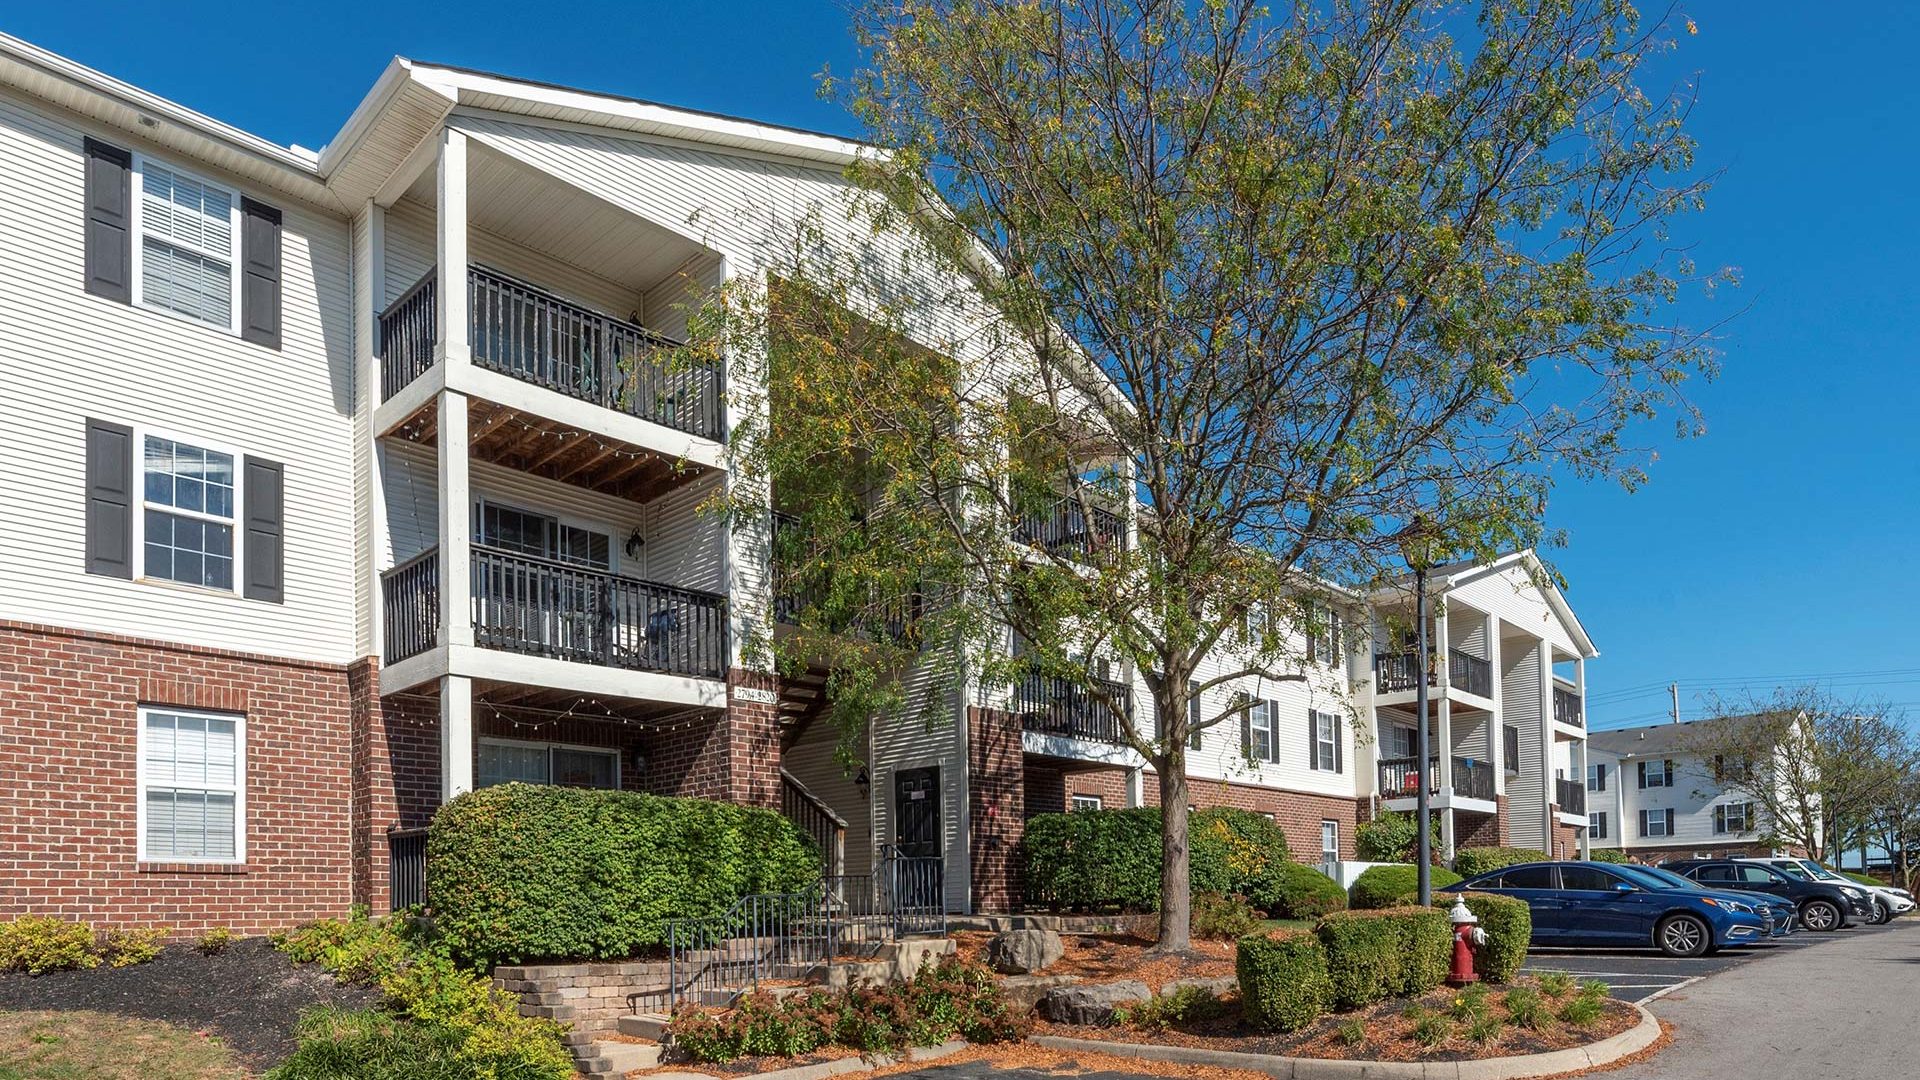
left=1036, top=975, right=1640, bottom=1062
left=0, top=936, right=377, bottom=1071
left=952, top=931, right=1236, bottom=991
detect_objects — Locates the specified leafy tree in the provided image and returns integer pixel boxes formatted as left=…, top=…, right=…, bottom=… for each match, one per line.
left=683, top=0, right=1724, bottom=951
left=1683, top=688, right=1918, bottom=861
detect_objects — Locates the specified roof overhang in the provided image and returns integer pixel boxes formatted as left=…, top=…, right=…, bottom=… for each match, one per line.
left=1375, top=549, right=1599, bottom=659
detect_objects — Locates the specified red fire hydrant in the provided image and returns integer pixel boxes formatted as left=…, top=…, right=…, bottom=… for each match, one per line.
left=1448, top=896, right=1487, bottom=986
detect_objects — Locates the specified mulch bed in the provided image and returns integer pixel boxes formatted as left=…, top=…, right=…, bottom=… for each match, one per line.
left=953, top=932, right=1236, bottom=991
left=1038, top=977, right=1640, bottom=1062
left=0, top=936, right=379, bottom=1071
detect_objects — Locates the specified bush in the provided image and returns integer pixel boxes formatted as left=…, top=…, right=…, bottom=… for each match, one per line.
left=1236, top=930, right=1331, bottom=1033
left=1021, top=807, right=1295, bottom=913
left=267, top=1007, right=490, bottom=1080
left=1451, top=847, right=1549, bottom=879
left=1456, top=893, right=1531, bottom=983
left=668, top=957, right=1025, bottom=1063
left=1266, top=863, right=1347, bottom=919
left=1353, top=811, right=1442, bottom=863
left=274, top=912, right=573, bottom=1080
left=97, top=926, right=167, bottom=968
left=1114, top=982, right=1228, bottom=1031
left=1588, top=847, right=1630, bottom=864
left=1503, top=986, right=1545, bottom=1028
left=197, top=927, right=238, bottom=956
left=1348, top=865, right=1463, bottom=909
left=0, top=917, right=100, bottom=975
left=1313, top=907, right=1450, bottom=1010
left=1192, top=892, right=1262, bottom=940
left=428, top=784, right=819, bottom=965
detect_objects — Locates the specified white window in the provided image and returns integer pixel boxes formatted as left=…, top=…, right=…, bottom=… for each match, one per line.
left=138, top=707, right=244, bottom=862
left=1312, top=711, right=1340, bottom=771
left=140, top=433, right=238, bottom=591
left=1588, top=811, right=1608, bottom=839
left=1640, top=759, right=1672, bottom=789
left=1715, top=801, right=1754, bottom=835
left=1071, top=794, right=1102, bottom=812
left=1249, top=699, right=1277, bottom=763
left=1641, top=807, right=1675, bottom=838
left=478, top=739, right=619, bottom=790
left=1386, top=724, right=1417, bottom=759
left=133, top=158, right=241, bottom=332
left=475, top=500, right=614, bottom=569
left=1320, top=820, right=1339, bottom=862
left=1587, top=763, right=1608, bottom=792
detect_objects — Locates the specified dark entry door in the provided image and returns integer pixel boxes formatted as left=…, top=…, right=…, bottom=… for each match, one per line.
left=893, top=767, right=941, bottom=858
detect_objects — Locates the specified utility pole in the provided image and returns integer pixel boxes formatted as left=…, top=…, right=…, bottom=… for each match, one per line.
left=1670, top=682, right=1680, bottom=725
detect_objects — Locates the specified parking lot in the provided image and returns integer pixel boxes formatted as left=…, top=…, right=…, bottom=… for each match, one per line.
left=1522, top=920, right=1907, bottom=1002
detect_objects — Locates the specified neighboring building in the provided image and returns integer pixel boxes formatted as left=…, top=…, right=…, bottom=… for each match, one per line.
left=0, top=33, right=1599, bottom=930
left=1586, top=719, right=1797, bottom=861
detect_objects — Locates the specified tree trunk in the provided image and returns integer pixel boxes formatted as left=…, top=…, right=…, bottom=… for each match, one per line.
left=1154, top=761, right=1192, bottom=953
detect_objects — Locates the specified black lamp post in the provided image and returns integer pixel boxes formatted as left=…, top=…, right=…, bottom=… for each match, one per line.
left=1400, top=516, right=1440, bottom=907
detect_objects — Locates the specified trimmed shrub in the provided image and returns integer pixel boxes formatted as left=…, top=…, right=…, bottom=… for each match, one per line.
left=1192, top=892, right=1262, bottom=940
left=1588, top=847, right=1630, bottom=864
left=1237, top=930, right=1331, bottom=1033
left=97, top=926, right=167, bottom=968
left=1266, top=862, right=1347, bottom=919
left=1313, top=910, right=1400, bottom=1010
left=197, top=926, right=238, bottom=956
left=0, top=917, right=99, bottom=975
left=1114, top=982, right=1229, bottom=1031
left=1455, top=892, right=1531, bottom=983
left=428, top=784, right=818, bottom=964
left=1451, top=847, right=1549, bottom=879
left=1353, top=811, right=1441, bottom=863
left=1020, top=806, right=1295, bottom=912
left=1389, top=906, right=1452, bottom=996
left=267, top=1007, right=485, bottom=1080
left=1348, top=864, right=1463, bottom=909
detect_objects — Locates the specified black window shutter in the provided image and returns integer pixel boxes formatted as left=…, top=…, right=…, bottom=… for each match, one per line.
left=1239, top=696, right=1252, bottom=757
left=1713, top=805, right=1725, bottom=834
left=1638, top=809, right=1649, bottom=837
left=1597, top=763, right=1608, bottom=791
left=82, top=138, right=132, bottom=303
left=1637, top=761, right=1647, bottom=789
left=1333, top=715, right=1344, bottom=774
left=84, top=419, right=134, bottom=577
left=1306, top=710, right=1318, bottom=769
left=239, top=197, right=283, bottom=349
left=242, top=457, right=284, bottom=602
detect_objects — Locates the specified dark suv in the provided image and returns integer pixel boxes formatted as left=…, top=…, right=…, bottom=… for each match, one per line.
left=1662, top=859, right=1873, bottom=931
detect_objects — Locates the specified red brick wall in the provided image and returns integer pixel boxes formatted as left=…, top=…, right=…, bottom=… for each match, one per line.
left=967, top=707, right=1024, bottom=912
left=1144, top=775, right=1364, bottom=863
left=347, top=659, right=437, bottom=913
left=642, top=669, right=780, bottom=808
left=0, top=622, right=355, bottom=934
left=1456, top=809, right=1502, bottom=850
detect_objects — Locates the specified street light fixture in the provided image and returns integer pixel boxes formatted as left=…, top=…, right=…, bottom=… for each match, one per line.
left=1398, top=515, right=1443, bottom=907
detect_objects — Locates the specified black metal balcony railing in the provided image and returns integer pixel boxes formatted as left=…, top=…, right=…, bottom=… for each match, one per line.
left=1553, top=683, right=1584, bottom=727
left=1373, top=647, right=1492, bottom=697
left=1378, top=755, right=1496, bottom=802
left=1014, top=665, right=1133, bottom=746
left=1014, top=493, right=1126, bottom=558
left=1555, top=776, right=1587, bottom=815
left=379, top=544, right=728, bottom=678
left=769, top=511, right=923, bottom=643
left=378, top=265, right=724, bottom=442
left=388, top=827, right=428, bottom=912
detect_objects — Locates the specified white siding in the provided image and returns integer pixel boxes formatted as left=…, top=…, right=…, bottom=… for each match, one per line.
left=1500, top=638, right=1548, bottom=848
left=0, top=89, right=358, bottom=663
left=382, top=196, right=644, bottom=318
left=1450, top=562, right=1578, bottom=655
left=781, top=718, right=876, bottom=880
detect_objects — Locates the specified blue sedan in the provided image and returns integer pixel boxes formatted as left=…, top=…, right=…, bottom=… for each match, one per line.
left=1441, top=860, right=1772, bottom=957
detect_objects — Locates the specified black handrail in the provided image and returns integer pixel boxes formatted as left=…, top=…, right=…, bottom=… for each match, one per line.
left=1014, top=664, right=1133, bottom=746
left=1555, top=776, right=1588, bottom=814
left=388, top=827, right=429, bottom=912
left=1553, top=684, right=1584, bottom=727
left=1014, top=492, right=1127, bottom=558
left=1377, top=755, right=1494, bottom=801
left=378, top=271, right=437, bottom=401
left=381, top=548, right=440, bottom=663
left=1373, top=647, right=1492, bottom=696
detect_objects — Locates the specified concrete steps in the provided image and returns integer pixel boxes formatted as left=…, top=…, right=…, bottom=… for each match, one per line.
left=581, top=1039, right=661, bottom=1080
left=618, top=1013, right=671, bottom=1040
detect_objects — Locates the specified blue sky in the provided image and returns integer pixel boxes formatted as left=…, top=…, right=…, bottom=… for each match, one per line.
left=11, top=4, right=1917, bottom=730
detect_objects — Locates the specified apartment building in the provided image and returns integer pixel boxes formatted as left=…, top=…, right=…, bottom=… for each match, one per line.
left=1586, top=720, right=1792, bottom=861
left=0, top=34, right=1598, bottom=929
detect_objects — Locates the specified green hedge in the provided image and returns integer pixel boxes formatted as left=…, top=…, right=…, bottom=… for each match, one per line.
left=1451, top=847, right=1549, bottom=879
left=1454, top=892, right=1531, bottom=983
left=1348, top=865, right=1463, bottom=909
left=1267, top=863, right=1348, bottom=919
left=1588, top=847, right=1630, bottom=864
left=428, top=784, right=819, bottom=965
left=1020, top=807, right=1293, bottom=912
left=1842, top=871, right=1882, bottom=887
left=1311, top=907, right=1449, bottom=1009
left=1236, top=930, right=1330, bottom=1033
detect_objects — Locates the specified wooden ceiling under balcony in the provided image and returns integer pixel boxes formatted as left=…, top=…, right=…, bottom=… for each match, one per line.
left=389, top=397, right=715, bottom=502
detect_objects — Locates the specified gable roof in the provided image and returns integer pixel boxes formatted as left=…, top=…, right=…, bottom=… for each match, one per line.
left=1379, top=549, right=1598, bottom=658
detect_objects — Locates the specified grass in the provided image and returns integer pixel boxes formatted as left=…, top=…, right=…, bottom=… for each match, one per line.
left=0, top=1010, right=245, bottom=1080
left=1254, top=918, right=1319, bottom=932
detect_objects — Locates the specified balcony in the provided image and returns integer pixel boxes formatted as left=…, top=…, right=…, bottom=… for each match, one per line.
left=1552, top=683, right=1583, bottom=727
left=1373, top=648, right=1492, bottom=698
left=1378, top=755, right=1496, bottom=803
left=1555, top=776, right=1587, bottom=815
left=1015, top=665, right=1134, bottom=746
left=769, top=512, right=923, bottom=643
left=1014, top=493, right=1127, bottom=559
left=379, top=265, right=724, bottom=442
left=381, top=544, right=728, bottom=678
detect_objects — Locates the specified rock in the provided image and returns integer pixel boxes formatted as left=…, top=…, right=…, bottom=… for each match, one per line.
left=1039, top=980, right=1152, bottom=1025
left=986, top=928, right=1064, bottom=974
left=997, top=974, right=1080, bottom=1013
left=1164, top=975, right=1236, bottom=997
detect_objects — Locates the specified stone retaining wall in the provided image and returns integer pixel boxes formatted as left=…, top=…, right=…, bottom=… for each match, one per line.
left=492, top=960, right=672, bottom=1049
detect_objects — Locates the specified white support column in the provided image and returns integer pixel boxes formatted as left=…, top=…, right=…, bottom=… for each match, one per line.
left=357, top=200, right=389, bottom=662
left=440, top=674, right=474, bottom=800
left=437, top=389, right=473, bottom=647
left=1574, top=739, right=1591, bottom=858
left=1440, top=807, right=1457, bottom=862
left=1539, top=643, right=1556, bottom=850
left=434, top=127, right=470, bottom=367
left=1434, top=603, right=1453, bottom=793
left=1486, top=613, right=1503, bottom=792
left=1574, top=656, right=1587, bottom=727
left=1126, top=767, right=1145, bottom=808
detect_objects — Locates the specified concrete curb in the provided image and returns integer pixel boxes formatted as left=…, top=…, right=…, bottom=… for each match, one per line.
left=702, top=1039, right=971, bottom=1080
left=1030, top=1002, right=1661, bottom=1080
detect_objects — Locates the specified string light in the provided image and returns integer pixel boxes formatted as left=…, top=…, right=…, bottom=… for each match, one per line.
left=384, top=690, right=722, bottom=736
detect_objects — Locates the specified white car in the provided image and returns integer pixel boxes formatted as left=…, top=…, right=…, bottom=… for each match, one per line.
left=1759, top=858, right=1914, bottom=923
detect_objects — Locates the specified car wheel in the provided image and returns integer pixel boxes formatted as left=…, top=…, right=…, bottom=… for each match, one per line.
left=1868, top=900, right=1890, bottom=925
left=1801, top=899, right=1841, bottom=931
left=1657, top=914, right=1712, bottom=958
